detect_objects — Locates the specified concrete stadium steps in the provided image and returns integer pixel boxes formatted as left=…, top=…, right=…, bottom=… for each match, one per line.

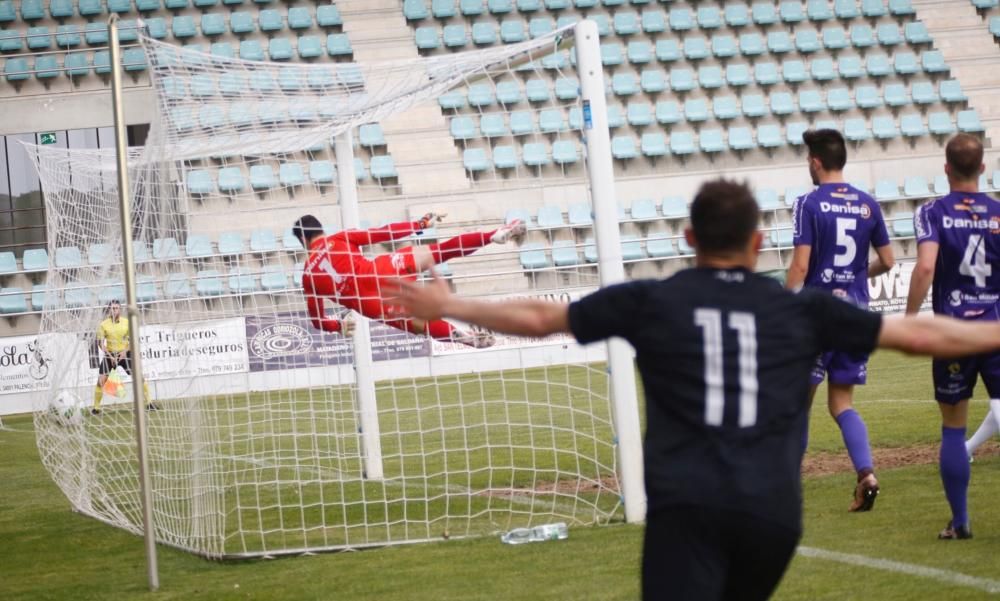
left=337, top=1, right=472, bottom=196
left=915, top=0, right=1000, bottom=143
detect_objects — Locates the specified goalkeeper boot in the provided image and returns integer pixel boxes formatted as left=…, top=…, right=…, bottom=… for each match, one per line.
left=452, top=328, right=495, bottom=349
left=491, top=220, right=526, bottom=245
left=849, top=472, right=879, bottom=512
left=938, top=521, right=973, bottom=540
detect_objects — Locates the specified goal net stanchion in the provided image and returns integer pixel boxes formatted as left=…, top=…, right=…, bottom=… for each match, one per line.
left=331, top=130, right=383, bottom=481
left=108, top=14, right=159, bottom=590
left=574, top=20, right=645, bottom=525
left=27, top=21, right=645, bottom=560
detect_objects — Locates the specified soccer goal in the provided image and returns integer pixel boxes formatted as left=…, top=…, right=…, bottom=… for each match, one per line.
left=28, top=20, right=643, bottom=559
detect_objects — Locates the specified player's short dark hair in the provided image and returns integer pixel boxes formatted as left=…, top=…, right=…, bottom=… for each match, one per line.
left=802, top=129, right=847, bottom=171
left=292, top=215, right=323, bottom=248
left=945, top=133, right=984, bottom=181
left=690, top=179, right=760, bottom=254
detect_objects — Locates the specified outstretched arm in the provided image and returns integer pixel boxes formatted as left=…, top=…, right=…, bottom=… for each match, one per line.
left=785, top=245, right=811, bottom=290
left=879, top=314, right=1000, bottom=359
left=906, top=241, right=937, bottom=315
left=868, top=244, right=895, bottom=279
left=389, top=271, right=570, bottom=338
left=306, top=295, right=342, bottom=333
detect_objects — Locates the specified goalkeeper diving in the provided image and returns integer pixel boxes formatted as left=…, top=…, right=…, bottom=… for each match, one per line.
left=293, top=212, right=525, bottom=348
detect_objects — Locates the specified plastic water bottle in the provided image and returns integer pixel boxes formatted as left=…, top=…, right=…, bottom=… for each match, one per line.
left=500, top=522, right=568, bottom=544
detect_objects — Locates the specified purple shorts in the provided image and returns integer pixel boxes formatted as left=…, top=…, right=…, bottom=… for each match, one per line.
left=810, top=351, right=869, bottom=386
left=932, top=353, right=1000, bottom=404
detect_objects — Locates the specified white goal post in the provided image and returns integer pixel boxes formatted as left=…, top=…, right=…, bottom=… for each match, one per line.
left=27, top=19, right=644, bottom=561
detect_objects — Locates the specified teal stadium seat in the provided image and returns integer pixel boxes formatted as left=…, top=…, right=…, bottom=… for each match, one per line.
left=601, top=43, right=624, bottom=66
left=164, top=274, right=191, bottom=300
left=370, top=156, right=398, bottom=179
left=756, top=189, right=780, bottom=211
left=670, top=132, right=696, bottom=155
left=729, top=127, right=755, bottom=151
left=726, top=64, right=751, bottom=87
left=877, top=23, right=901, bottom=46
left=661, top=196, right=688, bottom=218
left=741, top=94, right=767, bottom=118
left=934, top=175, right=950, bottom=195
left=269, top=38, right=294, bottom=60
left=612, top=136, right=638, bottom=160
left=875, top=180, right=900, bottom=201
left=782, top=60, right=807, bottom=83
left=892, top=214, right=915, bottom=237
left=655, top=100, right=681, bottom=124
left=480, top=113, right=509, bottom=137
left=523, top=143, right=551, bottom=167
left=699, top=65, right=723, bottom=89
left=839, top=56, right=864, bottom=79
left=298, top=35, right=322, bottom=58
left=811, top=58, right=835, bottom=81
left=614, top=12, right=640, bottom=35
left=780, top=1, right=805, bottom=23
left=443, top=24, right=468, bottom=48
left=463, top=149, right=490, bottom=172
left=229, top=269, right=258, bottom=294
left=700, top=129, right=726, bottom=154
left=621, top=236, right=647, bottom=261
left=21, top=0, right=45, bottom=20
left=551, top=240, right=580, bottom=267
left=415, top=27, right=440, bottom=49
left=251, top=229, right=278, bottom=252
left=740, top=32, right=765, bottom=56
left=529, top=17, right=554, bottom=38
left=309, top=160, right=336, bottom=184
left=202, top=14, right=226, bottom=36
left=0, top=252, right=13, bottom=275
left=279, top=163, right=305, bottom=186
left=50, top=0, right=75, bottom=17
left=552, top=141, right=578, bottom=165
left=894, top=52, right=919, bottom=75
left=145, top=18, right=168, bottom=39
left=940, top=80, right=966, bottom=103
left=922, top=50, right=948, bottom=73
left=555, top=77, right=579, bottom=100
left=218, top=232, right=244, bottom=255
left=867, top=54, right=892, bottom=78
left=807, top=0, right=833, bottom=20
left=628, top=40, right=652, bottom=63
left=231, top=12, right=255, bottom=34
left=519, top=243, right=551, bottom=270
left=250, top=165, right=277, bottom=190
left=218, top=167, right=245, bottom=192
left=317, top=5, right=342, bottom=26
left=646, top=234, right=676, bottom=259
left=259, top=9, right=284, bottom=32
left=828, top=88, right=853, bottom=112
left=23, top=249, right=48, bottom=272
left=905, top=22, right=931, bottom=45
left=540, top=109, right=566, bottom=132
left=912, top=81, right=938, bottom=105
left=844, top=118, right=871, bottom=141
left=928, top=112, right=956, bottom=136
left=770, top=92, right=796, bottom=116
left=903, top=176, right=930, bottom=198
left=78, top=0, right=103, bottom=16
left=712, top=34, right=738, bottom=58
left=122, top=48, right=146, bottom=71
left=27, top=26, right=50, bottom=50
left=957, top=110, right=984, bottom=133
left=153, top=238, right=181, bottom=260
left=500, top=20, right=526, bottom=42
left=35, top=56, right=59, bottom=79
left=0, top=29, right=22, bottom=52
left=165, top=0, right=189, bottom=7
left=187, top=170, right=213, bottom=194
left=851, top=24, right=875, bottom=48
left=655, top=39, right=681, bottom=62
left=185, top=235, right=212, bottom=258
left=884, top=83, right=908, bottom=107
left=525, top=78, right=549, bottom=102
left=754, top=62, right=779, bottom=86
left=725, top=4, right=750, bottom=26
left=752, top=2, right=778, bottom=25
left=795, top=30, right=820, bottom=53
left=643, top=10, right=666, bottom=32
left=0, top=287, right=28, bottom=313
left=713, top=96, right=739, bottom=120
left=861, top=0, right=887, bottom=17
left=822, top=26, right=847, bottom=50
left=404, top=0, right=430, bottom=20
left=30, top=285, right=48, bottom=311
left=493, top=146, right=519, bottom=169
left=698, top=5, right=722, bottom=28
left=461, top=0, right=483, bottom=14
left=56, top=25, right=81, bottom=48
left=855, top=85, right=881, bottom=109
left=288, top=6, right=312, bottom=29
left=890, top=0, right=915, bottom=15
left=670, top=8, right=694, bottom=31
left=433, top=0, right=456, bottom=18
left=786, top=121, right=809, bottom=145
left=172, top=16, right=197, bottom=38
left=240, top=40, right=264, bottom=60
left=758, top=124, right=783, bottom=148
left=900, top=113, right=927, bottom=138
left=496, top=80, right=522, bottom=104
left=468, top=83, right=495, bottom=107
left=473, top=22, right=496, bottom=45
left=630, top=198, right=658, bottom=221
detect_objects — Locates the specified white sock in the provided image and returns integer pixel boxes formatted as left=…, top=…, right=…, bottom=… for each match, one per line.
left=965, top=401, right=1000, bottom=457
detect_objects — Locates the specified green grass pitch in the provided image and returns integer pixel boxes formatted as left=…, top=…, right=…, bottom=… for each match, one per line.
left=2, top=351, right=999, bottom=600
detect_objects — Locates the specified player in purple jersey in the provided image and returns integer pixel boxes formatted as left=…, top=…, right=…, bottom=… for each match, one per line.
left=906, top=134, right=1000, bottom=540
left=786, top=130, right=895, bottom=512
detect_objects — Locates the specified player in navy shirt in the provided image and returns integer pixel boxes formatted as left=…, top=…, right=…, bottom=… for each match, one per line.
left=907, top=134, right=1000, bottom=539
left=786, top=129, right=895, bottom=512
left=390, top=179, right=1000, bottom=600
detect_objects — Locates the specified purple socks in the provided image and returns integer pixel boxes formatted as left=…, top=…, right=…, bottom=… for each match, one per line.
left=835, top=409, right=873, bottom=474
left=940, top=426, right=970, bottom=528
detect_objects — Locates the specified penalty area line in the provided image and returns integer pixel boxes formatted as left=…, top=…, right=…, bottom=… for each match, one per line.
left=798, top=546, right=1000, bottom=594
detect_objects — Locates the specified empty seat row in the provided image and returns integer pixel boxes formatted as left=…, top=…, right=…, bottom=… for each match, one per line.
left=3, top=48, right=146, bottom=80
left=462, top=140, right=581, bottom=170
left=439, top=77, right=578, bottom=109
left=186, top=158, right=396, bottom=194
left=595, top=53, right=949, bottom=99
left=403, top=0, right=916, bottom=26
left=0, top=0, right=328, bottom=22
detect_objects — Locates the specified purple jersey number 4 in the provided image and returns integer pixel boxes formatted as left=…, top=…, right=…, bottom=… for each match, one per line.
left=915, top=191, right=1000, bottom=319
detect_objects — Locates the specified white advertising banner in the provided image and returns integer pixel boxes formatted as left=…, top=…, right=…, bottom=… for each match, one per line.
left=136, top=317, right=249, bottom=380
left=867, top=260, right=932, bottom=315
left=0, top=333, right=89, bottom=395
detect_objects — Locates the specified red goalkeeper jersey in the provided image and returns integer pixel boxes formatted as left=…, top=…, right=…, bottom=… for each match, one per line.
left=302, top=221, right=422, bottom=332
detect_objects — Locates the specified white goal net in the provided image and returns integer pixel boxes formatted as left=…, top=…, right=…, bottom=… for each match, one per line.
left=28, top=23, right=635, bottom=559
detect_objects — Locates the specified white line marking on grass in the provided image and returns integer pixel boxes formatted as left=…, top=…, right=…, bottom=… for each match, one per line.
left=798, top=546, right=1000, bottom=594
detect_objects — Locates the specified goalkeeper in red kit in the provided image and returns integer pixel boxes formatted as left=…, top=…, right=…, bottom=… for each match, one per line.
left=293, top=212, right=525, bottom=348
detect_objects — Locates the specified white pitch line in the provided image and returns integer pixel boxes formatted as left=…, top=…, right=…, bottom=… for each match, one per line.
left=798, top=546, right=1000, bottom=594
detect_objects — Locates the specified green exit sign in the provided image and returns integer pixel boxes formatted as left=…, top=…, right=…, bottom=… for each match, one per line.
left=39, top=133, right=57, bottom=145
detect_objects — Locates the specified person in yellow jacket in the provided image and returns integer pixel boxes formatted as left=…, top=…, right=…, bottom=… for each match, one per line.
left=93, top=300, right=154, bottom=414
